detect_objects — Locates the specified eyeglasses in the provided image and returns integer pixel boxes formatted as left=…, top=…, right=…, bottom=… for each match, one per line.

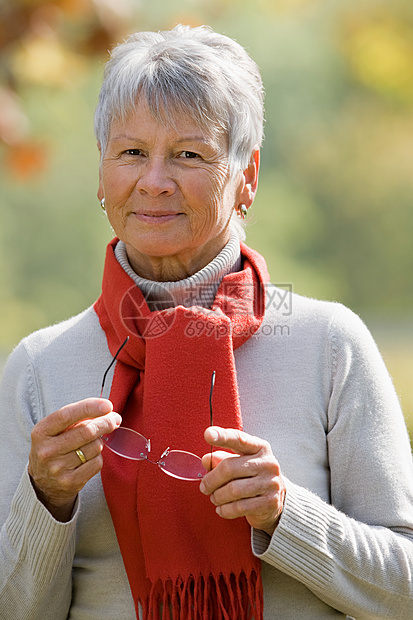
left=101, top=338, right=215, bottom=481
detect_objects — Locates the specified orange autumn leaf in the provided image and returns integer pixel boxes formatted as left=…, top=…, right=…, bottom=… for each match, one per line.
left=4, top=142, right=48, bottom=180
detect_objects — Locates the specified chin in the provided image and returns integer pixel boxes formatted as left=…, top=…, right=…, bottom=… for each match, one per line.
left=125, top=235, right=189, bottom=260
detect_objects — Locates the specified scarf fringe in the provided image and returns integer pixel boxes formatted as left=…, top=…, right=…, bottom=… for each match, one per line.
left=138, top=570, right=263, bottom=620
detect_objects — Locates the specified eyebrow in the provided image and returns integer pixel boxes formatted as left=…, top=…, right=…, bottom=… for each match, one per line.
left=175, top=136, right=213, bottom=145
left=110, top=134, right=142, bottom=142
left=110, top=134, right=213, bottom=145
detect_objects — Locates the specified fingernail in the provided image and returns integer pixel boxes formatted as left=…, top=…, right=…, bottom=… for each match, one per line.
left=199, top=481, right=206, bottom=494
left=210, top=429, right=219, bottom=442
left=99, top=399, right=112, bottom=413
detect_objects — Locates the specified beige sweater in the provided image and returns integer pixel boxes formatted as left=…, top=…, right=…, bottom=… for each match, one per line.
left=1, top=239, right=413, bottom=619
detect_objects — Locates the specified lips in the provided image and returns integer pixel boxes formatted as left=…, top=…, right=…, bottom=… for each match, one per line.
left=139, top=212, right=179, bottom=217
left=132, top=211, right=183, bottom=224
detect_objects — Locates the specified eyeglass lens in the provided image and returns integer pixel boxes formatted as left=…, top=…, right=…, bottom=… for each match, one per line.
left=100, top=338, right=215, bottom=482
left=103, top=427, right=207, bottom=481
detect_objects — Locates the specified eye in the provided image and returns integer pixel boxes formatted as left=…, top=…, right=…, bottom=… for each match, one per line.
left=124, top=149, right=144, bottom=156
left=178, top=151, right=200, bottom=159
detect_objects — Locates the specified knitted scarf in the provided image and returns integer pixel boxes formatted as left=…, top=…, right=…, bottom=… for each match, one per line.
left=94, top=238, right=269, bottom=619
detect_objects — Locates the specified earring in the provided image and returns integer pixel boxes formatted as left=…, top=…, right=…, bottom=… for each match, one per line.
left=237, top=204, right=248, bottom=220
left=100, top=198, right=106, bottom=212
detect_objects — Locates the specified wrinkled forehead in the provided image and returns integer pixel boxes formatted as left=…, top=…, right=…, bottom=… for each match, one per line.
left=112, top=91, right=228, bottom=147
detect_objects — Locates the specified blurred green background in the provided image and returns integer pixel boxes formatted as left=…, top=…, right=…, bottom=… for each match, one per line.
left=1, top=0, right=412, bottom=439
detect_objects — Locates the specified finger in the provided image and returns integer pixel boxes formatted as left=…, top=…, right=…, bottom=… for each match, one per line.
left=44, top=440, right=103, bottom=480
left=210, top=467, right=283, bottom=519
left=200, top=452, right=257, bottom=496
left=59, top=413, right=121, bottom=456
left=31, top=411, right=121, bottom=464
left=214, top=494, right=281, bottom=525
left=35, top=399, right=114, bottom=437
left=201, top=450, right=237, bottom=471
left=210, top=473, right=275, bottom=506
left=201, top=451, right=281, bottom=497
left=71, top=438, right=104, bottom=469
left=204, top=426, right=271, bottom=456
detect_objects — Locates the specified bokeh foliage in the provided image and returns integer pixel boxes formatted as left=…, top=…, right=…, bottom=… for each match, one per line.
left=1, top=0, right=412, bottom=432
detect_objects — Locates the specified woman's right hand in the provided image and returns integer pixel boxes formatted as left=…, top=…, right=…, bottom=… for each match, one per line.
left=28, top=398, right=121, bottom=522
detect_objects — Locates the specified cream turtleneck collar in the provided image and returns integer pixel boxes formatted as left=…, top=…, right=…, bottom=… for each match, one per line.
left=114, top=233, right=242, bottom=310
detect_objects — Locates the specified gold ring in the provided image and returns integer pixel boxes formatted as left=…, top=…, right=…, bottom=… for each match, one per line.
left=75, top=448, right=87, bottom=465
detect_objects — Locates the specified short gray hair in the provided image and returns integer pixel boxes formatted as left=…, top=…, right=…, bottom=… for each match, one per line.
left=94, top=25, right=265, bottom=238
left=95, top=24, right=264, bottom=168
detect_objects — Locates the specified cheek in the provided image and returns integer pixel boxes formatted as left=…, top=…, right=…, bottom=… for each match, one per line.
left=210, top=181, right=238, bottom=227
left=104, top=200, right=129, bottom=236
left=102, top=161, right=135, bottom=198
left=188, top=190, right=226, bottom=235
left=192, top=170, right=233, bottom=223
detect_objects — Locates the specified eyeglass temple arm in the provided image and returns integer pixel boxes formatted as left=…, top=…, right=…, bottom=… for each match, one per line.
left=209, top=371, right=216, bottom=470
left=100, top=336, right=130, bottom=398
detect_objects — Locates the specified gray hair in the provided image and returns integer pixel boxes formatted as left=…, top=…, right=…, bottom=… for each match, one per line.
left=94, top=24, right=265, bottom=238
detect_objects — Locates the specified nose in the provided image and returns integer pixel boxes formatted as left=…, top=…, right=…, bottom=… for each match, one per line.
left=135, top=157, right=176, bottom=197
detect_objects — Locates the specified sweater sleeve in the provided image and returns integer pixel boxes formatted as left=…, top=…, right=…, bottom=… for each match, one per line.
left=0, top=343, right=77, bottom=619
left=252, top=305, right=413, bottom=620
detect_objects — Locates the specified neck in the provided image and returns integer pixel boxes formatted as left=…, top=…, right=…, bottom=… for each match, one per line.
left=123, top=251, right=203, bottom=282
left=124, top=236, right=231, bottom=282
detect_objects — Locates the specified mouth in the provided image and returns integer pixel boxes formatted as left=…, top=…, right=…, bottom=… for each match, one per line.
left=133, top=211, right=183, bottom=224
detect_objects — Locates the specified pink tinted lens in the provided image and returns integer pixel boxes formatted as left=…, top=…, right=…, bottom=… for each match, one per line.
left=103, top=427, right=149, bottom=460
left=159, top=450, right=207, bottom=481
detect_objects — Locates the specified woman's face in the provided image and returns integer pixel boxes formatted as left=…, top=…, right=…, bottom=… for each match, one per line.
left=98, top=99, right=258, bottom=280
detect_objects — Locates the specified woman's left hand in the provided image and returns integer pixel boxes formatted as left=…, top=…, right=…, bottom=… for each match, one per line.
left=200, top=427, right=286, bottom=537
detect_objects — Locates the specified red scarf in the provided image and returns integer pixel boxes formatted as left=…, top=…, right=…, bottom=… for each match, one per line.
left=94, top=238, right=269, bottom=619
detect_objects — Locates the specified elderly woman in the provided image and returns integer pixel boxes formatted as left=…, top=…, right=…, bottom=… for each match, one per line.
left=0, top=25, right=412, bottom=620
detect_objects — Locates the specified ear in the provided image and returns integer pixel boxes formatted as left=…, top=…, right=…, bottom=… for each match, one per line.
left=97, top=142, right=104, bottom=201
left=97, top=173, right=104, bottom=202
left=238, top=147, right=260, bottom=209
